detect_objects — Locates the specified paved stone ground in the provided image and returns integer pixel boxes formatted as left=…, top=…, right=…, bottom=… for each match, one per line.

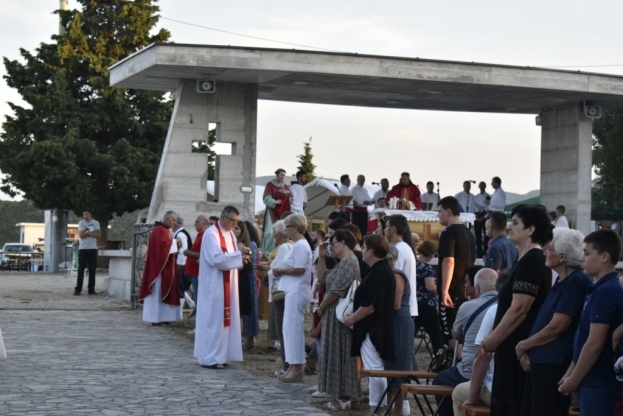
left=0, top=273, right=327, bottom=415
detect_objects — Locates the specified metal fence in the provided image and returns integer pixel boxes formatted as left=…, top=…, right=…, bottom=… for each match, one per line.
left=0, top=251, right=45, bottom=272
left=130, top=224, right=154, bottom=308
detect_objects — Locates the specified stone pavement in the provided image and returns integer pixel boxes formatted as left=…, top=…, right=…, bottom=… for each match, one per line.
left=0, top=306, right=327, bottom=415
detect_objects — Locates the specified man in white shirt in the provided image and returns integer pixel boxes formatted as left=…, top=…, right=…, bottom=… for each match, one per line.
left=421, top=181, right=440, bottom=211
left=373, top=178, right=389, bottom=208
left=473, top=181, right=491, bottom=258
left=172, top=217, right=194, bottom=309
left=486, top=176, right=506, bottom=214
left=351, top=174, right=374, bottom=237
left=338, top=174, right=351, bottom=196
left=290, top=171, right=308, bottom=214
left=455, top=181, right=476, bottom=213
left=553, top=205, right=570, bottom=228
left=75, top=210, right=101, bottom=296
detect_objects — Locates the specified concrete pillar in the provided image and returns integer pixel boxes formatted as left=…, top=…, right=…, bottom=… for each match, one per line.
left=540, top=106, right=592, bottom=235
left=147, top=81, right=257, bottom=237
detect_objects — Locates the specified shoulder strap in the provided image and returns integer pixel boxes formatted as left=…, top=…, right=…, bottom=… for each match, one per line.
left=463, top=295, right=498, bottom=338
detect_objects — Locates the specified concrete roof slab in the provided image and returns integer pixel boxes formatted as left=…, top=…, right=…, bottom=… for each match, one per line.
left=109, top=43, right=623, bottom=114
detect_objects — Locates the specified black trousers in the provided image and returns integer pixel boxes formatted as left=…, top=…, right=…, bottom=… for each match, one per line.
left=413, top=302, right=444, bottom=353
left=351, top=211, right=368, bottom=239
left=76, top=249, right=97, bottom=293
left=522, top=362, right=572, bottom=416
left=474, top=218, right=489, bottom=258
left=439, top=300, right=459, bottom=344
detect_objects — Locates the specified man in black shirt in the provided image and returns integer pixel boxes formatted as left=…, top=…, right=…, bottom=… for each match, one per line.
left=437, top=196, right=477, bottom=345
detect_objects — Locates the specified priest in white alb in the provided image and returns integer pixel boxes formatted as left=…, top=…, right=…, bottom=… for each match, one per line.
left=194, top=206, right=252, bottom=368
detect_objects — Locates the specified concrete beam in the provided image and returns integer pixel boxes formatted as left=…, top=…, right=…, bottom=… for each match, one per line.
left=540, top=106, right=592, bottom=234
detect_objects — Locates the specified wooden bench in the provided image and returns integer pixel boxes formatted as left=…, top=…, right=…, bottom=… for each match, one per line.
left=360, top=370, right=437, bottom=415
left=457, top=404, right=580, bottom=416
left=401, top=384, right=454, bottom=415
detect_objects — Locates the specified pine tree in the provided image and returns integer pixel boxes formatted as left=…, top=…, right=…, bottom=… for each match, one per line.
left=1, top=0, right=174, bottom=242
left=297, top=137, right=316, bottom=181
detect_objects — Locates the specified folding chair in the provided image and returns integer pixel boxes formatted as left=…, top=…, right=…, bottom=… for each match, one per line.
left=361, top=370, right=436, bottom=416
left=414, top=327, right=435, bottom=358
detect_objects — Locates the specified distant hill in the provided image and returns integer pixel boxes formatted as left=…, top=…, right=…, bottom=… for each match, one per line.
left=505, top=189, right=540, bottom=205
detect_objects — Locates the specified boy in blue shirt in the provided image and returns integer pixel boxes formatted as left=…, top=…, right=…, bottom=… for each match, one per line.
left=559, top=228, right=623, bottom=415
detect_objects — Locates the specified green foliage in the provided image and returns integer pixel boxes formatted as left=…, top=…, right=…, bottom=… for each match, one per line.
left=592, top=110, right=623, bottom=220
left=191, top=128, right=217, bottom=180
left=297, top=137, right=316, bottom=181
left=0, top=201, right=45, bottom=247
left=0, top=0, right=173, bottom=240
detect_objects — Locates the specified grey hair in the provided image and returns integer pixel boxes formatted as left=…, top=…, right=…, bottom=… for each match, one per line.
left=551, top=228, right=585, bottom=268
left=272, top=220, right=287, bottom=237
left=386, top=244, right=399, bottom=261
left=175, top=217, right=184, bottom=225
left=163, top=211, right=177, bottom=221
left=474, top=268, right=497, bottom=289
left=221, top=206, right=240, bottom=216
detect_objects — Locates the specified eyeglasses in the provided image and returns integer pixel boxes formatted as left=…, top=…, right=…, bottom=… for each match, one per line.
left=223, top=215, right=238, bottom=224
left=330, top=241, right=341, bottom=247
left=543, top=247, right=557, bottom=254
left=285, top=225, right=295, bottom=229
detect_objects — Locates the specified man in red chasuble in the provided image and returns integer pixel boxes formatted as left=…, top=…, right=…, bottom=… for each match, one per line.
left=139, top=210, right=182, bottom=325
left=387, top=172, right=422, bottom=210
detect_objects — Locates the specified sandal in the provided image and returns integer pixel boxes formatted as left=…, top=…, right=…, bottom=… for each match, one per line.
left=202, top=364, right=225, bottom=369
left=324, top=399, right=351, bottom=411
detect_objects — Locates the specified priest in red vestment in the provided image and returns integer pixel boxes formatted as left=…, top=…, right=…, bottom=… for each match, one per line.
left=387, top=172, right=422, bottom=210
left=139, top=211, right=182, bottom=325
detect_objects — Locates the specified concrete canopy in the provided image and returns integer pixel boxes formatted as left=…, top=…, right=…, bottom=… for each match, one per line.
left=110, top=43, right=623, bottom=114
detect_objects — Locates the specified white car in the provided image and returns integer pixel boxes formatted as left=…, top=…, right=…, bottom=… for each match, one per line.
left=1, top=243, right=34, bottom=270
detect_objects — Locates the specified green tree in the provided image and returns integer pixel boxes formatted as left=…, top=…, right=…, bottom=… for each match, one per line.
left=592, top=110, right=623, bottom=219
left=191, top=128, right=217, bottom=180
left=1, top=0, right=173, bottom=242
left=297, top=136, right=316, bottom=181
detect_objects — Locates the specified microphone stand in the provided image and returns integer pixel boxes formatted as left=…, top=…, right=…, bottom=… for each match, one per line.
left=436, top=182, right=441, bottom=198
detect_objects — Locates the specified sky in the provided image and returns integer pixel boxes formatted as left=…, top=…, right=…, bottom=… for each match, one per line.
left=1, top=0, right=623, bottom=201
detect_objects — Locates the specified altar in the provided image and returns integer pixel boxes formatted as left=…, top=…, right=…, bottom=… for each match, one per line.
left=372, top=209, right=476, bottom=245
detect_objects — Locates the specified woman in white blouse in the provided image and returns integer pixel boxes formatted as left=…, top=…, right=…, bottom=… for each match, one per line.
left=272, top=214, right=313, bottom=383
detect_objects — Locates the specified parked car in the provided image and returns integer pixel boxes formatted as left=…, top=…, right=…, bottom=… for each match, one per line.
left=1, top=243, right=34, bottom=271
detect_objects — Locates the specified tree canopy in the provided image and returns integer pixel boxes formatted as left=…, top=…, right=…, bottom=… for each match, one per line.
left=1, top=0, right=173, bottom=239
left=296, top=137, right=316, bottom=181
left=592, top=110, right=623, bottom=220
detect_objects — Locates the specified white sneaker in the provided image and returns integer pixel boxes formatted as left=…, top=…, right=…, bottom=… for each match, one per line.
left=403, top=400, right=411, bottom=415
left=184, top=292, right=196, bottom=308
left=311, top=391, right=332, bottom=399
left=306, top=385, right=318, bottom=394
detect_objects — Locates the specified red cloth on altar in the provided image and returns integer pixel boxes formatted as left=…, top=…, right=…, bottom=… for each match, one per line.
left=138, top=223, right=180, bottom=306
left=263, top=181, right=292, bottom=221
left=387, top=182, right=422, bottom=210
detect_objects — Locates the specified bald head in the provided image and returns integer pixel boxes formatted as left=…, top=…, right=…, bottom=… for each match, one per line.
left=195, top=215, right=209, bottom=233
left=411, top=232, right=420, bottom=247
left=474, top=268, right=497, bottom=296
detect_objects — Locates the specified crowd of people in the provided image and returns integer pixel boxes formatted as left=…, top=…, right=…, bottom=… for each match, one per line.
left=130, top=166, right=623, bottom=416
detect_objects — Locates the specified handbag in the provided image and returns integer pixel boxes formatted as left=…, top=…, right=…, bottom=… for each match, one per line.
left=336, top=280, right=360, bottom=327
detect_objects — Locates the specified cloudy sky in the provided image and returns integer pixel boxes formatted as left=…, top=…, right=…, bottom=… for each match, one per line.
left=1, top=0, right=622, bottom=200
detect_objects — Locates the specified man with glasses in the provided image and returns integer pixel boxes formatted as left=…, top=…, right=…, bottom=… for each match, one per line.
left=194, top=206, right=252, bottom=369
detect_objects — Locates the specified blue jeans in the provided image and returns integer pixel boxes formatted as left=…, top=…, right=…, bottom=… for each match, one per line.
left=579, top=383, right=621, bottom=416
left=315, top=337, right=322, bottom=360
left=432, top=366, right=469, bottom=416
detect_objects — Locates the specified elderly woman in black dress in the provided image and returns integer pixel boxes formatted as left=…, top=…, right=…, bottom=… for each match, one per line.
left=316, top=229, right=360, bottom=411
left=344, top=234, right=396, bottom=416
left=479, top=205, right=552, bottom=416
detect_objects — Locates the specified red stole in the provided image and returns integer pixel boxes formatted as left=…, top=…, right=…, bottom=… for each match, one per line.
left=215, top=222, right=234, bottom=327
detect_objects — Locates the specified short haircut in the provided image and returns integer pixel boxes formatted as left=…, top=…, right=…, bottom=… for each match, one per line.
left=584, top=228, right=623, bottom=266
left=438, top=196, right=460, bottom=216
left=296, top=170, right=306, bottom=179
left=549, top=211, right=557, bottom=221
left=221, top=206, right=239, bottom=216
left=492, top=176, right=502, bottom=186
left=463, top=180, right=470, bottom=186
left=489, top=211, right=507, bottom=231
left=551, top=228, right=585, bottom=268
left=513, top=205, right=551, bottom=244
left=340, top=223, right=362, bottom=243
left=357, top=174, right=365, bottom=180
left=417, top=241, right=437, bottom=257
left=175, top=217, right=184, bottom=225
left=163, top=210, right=177, bottom=221
left=474, top=268, right=497, bottom=289
left=331, top=229, right=357, bottom=250
left=401, top=172, right=410, bottom=178
left=363, top=234, right=389, bottom=259
left=556, top=205, right=566, bottom=214
left=275, top=168, right=285, bottom=175
left=340, top=174, right=349, bottom=184
left=465, top=265, right=482, bottom=287
left=272, top=220, right=287, bottom=236
left=479, top=181, right=486, bottom=187
left=387, top=244, right=399, bottom=261
left=284, top=214, right=307, bottom=234
left=83, top=209, right=93, bottom=214
left=496, top=269, right=511, bottom=291
left=381, top=178, right=389, bottom=183
left=377, top=197, right=387, bottom=203
left=427, top=181, right=434, bottom=186
left=328, top=218, right=348, bottom=231
left=313, top=229, right=326, bottom=240
left=209, top=216, right=219, bottom=222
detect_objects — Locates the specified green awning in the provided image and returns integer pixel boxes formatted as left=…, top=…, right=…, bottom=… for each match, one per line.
left=504, top=196, right=541, bottom=215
